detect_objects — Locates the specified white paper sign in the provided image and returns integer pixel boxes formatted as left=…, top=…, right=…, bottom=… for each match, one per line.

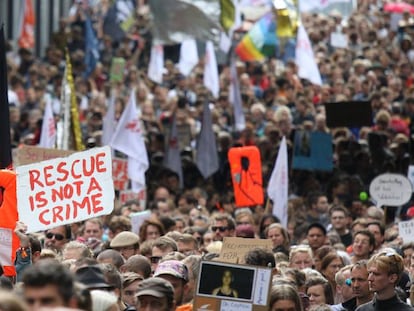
left=399, top=219, right=414, bottom=243
left=330, top=32, right=348, bottom=48
left=253, top=269, right=271, bottom=305
left=369, top=173, right=412, bottom=207
left=0, top=228, right=12, bottom=266
left=407, top=165, right=414, bottom=192
left=17, top=146, right=114, bottom=233
left=130, top=210, right=152, bottom=235
left=220, top=300, right=252, bottom=311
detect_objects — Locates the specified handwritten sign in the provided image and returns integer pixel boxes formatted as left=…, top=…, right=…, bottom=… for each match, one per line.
left=17, top=146, right=114, bottom=233
left=14, top=146, right=74, bottom=166
left=369, top=173, right=412, bottom=207
left=399, top=219, right=414, bottom=243
left=194, top=261, right=272, bottom=311
left=219, top=237, right=273, bottom=264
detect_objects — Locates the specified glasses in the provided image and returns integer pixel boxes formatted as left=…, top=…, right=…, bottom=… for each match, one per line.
left=45, top=232, right=65, bottom=241
left=212, top=226, right=228, bottom=232
left=150, top=256, right=162, bottom=264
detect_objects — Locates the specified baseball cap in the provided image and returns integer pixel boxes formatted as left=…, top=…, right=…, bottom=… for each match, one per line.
left=136, top=277, right=174, bottom=300
left=75, top=265, right=113, bottom=290
left=153, top=260, right=188, bottom=282
left=110, top=231, right=140, bottom=248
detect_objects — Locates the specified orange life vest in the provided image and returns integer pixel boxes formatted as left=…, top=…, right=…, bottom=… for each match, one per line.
left=0, top=170, right=19, bottom=276
left=228, top=146, right=264, bottom=207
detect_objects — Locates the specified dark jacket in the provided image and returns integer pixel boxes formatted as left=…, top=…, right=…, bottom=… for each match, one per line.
left=356, top=294, right=414, bottom=311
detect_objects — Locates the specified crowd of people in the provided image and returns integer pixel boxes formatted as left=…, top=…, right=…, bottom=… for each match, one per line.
left=4, top=0, right=414, bottom=310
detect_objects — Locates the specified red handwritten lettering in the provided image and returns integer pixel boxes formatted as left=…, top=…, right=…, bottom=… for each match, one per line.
left=52, top=206, right=64, bottom=222
left=91, top=193, right=103, bottom=213
left=87, top=177, right=102, bottom=195
left=44, top=165, right=55, bottom=186
left=96, top=153, right=106, bottom=173
left=29, top=169, right=42, bottom=190
left=39, top=209, right=50, bottom=225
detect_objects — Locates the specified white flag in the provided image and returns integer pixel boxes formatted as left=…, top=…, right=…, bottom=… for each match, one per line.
left=164, top=115, right=183, bottom=188
left=299, top=0, right=355, bottom=18
left=203, top=41, right=219, bottom=98
left=267, top=136, right=288, bottom=227
left=178, top=39, right=199, bottom=76
left=102, top=94, right=116, bottom=146
left=196, top=102, right=219, bottom=178
left=229, top=59, right=246, bottom=131
left=39, top=99, right=56, bottom=148
left=148, top=44, right=164, bottom=84
left=110, top=90, right=149, bottom=192
left=296, top=25, right=322, bottom=86
left=299, top=0, right=351, bottom=11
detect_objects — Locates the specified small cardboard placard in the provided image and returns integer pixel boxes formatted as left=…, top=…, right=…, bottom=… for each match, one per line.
left=16, top=146, right=114, bottom=233
left=193, top=261, right=272, bottom=311
left=14, top=145, right=74, bottom=166
left=219, top=237, right=273, bottom=264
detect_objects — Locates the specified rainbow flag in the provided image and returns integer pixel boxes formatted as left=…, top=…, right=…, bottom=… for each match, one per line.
left=235, top=12, right=277, bottom=61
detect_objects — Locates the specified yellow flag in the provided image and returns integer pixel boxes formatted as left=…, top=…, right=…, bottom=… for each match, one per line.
left=65, top=51, right=85, bottom=151
left=276, top=0, right=299, bottom=38
left=220, top=0, right=235, bottom=33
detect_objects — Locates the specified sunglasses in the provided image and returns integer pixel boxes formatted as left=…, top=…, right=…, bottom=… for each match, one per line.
left=150, top=256, right=162, bottom=264
left=45, top=232, right=65, bottom=241
left=212, top=226, right=228, bottom=232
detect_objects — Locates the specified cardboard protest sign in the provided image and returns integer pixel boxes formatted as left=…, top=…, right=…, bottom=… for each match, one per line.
left=399, top=219, right=414, bottom=243
left=14, top=145, right=74, bottom=166
left=369, top=173, right=412, bottom=207
left=193, top=261, right=272, bottom=311
left=112, top=157, right=129, bottom=190
left=324, top=101, right=372, bottom=128
left=17, top=146, right=114, bottom=233
left=219, top=237, right=273, bottom=264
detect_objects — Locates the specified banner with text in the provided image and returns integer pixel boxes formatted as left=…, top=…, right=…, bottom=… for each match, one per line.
left=17, top=146, right=114, bottom=233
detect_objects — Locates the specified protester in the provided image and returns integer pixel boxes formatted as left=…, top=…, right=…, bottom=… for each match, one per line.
left=357, top=251, right=413, bottom=310
left=21, top=259, right=77, bottom=310
left=135, top=277, right=176, bottom=311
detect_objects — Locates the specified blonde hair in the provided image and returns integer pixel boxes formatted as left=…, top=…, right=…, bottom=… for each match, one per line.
left=289, top=245, right=313, bottom=261
left=367, top=251, right=404, bottom=281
